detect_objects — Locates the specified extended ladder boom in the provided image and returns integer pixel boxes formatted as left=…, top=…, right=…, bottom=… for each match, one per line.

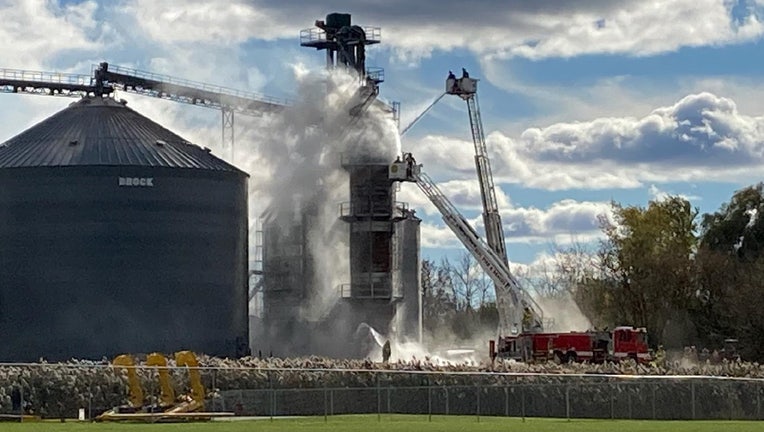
left=465, top=93, right=508, bottom=265
left=446, top=74, right=508, bottom=265
left=391, top=159, right=543, bottom=335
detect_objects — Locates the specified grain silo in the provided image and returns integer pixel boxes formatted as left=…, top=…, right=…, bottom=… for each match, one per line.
left=0, top=96, right=249, bottom=361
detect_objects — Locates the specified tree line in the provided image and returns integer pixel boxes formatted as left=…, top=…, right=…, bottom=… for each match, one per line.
left=421, top=183, right=764, bottom=362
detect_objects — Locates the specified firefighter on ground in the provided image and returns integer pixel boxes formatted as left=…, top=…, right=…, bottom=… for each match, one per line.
left=654, top=345, right=666, bottom=367
left=522, top=307, right=533, bottom=331
left=382, top=340, right=391, bottom=364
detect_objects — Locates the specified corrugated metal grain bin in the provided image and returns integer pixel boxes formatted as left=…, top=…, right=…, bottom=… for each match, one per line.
left=0, top=97, right=249, bottom=361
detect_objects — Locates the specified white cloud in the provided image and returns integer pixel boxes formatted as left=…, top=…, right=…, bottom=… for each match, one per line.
left=120, top=0, right=295, bottom=45
left=416, top=196, right=611, bottom=250
left=0, top=0, right=105, bottom=69
left=648, top=184, right=702, bottom=203
left=389, top=1, right=763, bottom=61
left=481, top=0, right=764, bottom=60
left=648, top=184, right=670, bottom=202
left=420, top=221, right=460, bottom=249
left=118, top=1, right=764, bottom=61
left=407, top=92, right=764, bottom=191
left=397, top=178, right=512, bottom=217
left=515, top=92, right=764, bottom=162
left=503, top=200, right=612, bottom=244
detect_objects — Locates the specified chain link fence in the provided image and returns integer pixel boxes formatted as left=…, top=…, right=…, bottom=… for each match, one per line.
left=1, top=364, right=762, bottom=421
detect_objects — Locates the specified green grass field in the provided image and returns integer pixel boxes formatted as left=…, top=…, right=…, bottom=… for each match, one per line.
left=1, top=415, right=762, bottom=432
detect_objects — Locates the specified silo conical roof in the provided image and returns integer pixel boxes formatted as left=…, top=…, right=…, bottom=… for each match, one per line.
left=0, top=96, right=240, bottom=172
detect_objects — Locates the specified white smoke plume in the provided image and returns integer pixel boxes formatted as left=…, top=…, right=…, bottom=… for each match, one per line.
left=535, top=293, right=592, bottom=333
left=237, top=67, right=400, bottom=325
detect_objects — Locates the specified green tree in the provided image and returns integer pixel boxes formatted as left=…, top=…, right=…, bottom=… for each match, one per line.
left=420, top=259, right=456, bottom=338
left=420, top=256, right=499, bottom=343
left=696, top=184, right=764, bottom=360
left=583, top=197, right=698, bottom=347
left=701, top=183, right=764, bottom=260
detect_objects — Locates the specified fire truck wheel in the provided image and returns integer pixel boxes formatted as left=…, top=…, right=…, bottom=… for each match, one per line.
left=553, top=352, right=564, bottom=364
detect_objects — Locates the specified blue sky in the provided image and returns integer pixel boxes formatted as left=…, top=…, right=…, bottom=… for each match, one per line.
left=3, top=0, right=764, bottom=273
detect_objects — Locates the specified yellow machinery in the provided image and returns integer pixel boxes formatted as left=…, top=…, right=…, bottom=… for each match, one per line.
left=145, top=352, right=175, bottom=407
left=96, top=351, right=234, bottom=422
left=112, top=354, right=144, bottom=408
left=164, top=351, right=205, bottom=414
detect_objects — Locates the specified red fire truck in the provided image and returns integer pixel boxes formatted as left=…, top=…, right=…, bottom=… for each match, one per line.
left=490, top=326, right=651, bottom=364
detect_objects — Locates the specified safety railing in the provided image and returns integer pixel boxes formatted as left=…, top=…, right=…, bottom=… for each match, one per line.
left=299, top=26, right=381, bottom=45
left=366, top=67, right=384, bottom=83
left=338, top=283, right=393, bottom=299
left=0, top=68, right=92, bottom=86
left=339, top=201, right=409, bottom=219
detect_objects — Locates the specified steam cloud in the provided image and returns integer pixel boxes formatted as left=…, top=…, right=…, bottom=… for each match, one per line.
left=237, top=67, right=401, bottom=354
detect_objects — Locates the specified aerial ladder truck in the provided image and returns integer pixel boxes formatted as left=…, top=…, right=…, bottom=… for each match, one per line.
left=394, top=71, right=544, bottom=351
left=393, top=72, right=650, bottom=364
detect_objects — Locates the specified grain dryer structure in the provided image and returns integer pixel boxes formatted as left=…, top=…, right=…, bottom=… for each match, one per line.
left=251, top=13, right=422, bottom=358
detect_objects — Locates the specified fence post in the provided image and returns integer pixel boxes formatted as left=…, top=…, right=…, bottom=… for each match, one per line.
left=210, top=369, right=216, bottom=411
left=87, top=374, right=93, bottom=421
left=504, top=386, right=509, bottom=417
left=268, top=370, right=274, bottom=421
left=729, top=382, right=734, bottom=420
left=445, top=386, right=449, bottom=416
left=757, top=382, right=761, bottom=420
left=238, top=389, right=244, bottom=415
left=428, top=383, right=432, bottom=422
left=628, top=387, right=632, bottom=420
left=610, top=383, right=615, bottom=420
left=476, top=385, right=481, bottom=423
left=377, top=374, right=381, bottom=422
left=651, top=382, right=656, bottom=420
left=212, top=369, right=217, bottom=410
left=324, top=379, right=328, bottom=423
left=88, top=374, right=93, bottom=421
left=691, top=380, right=696, bottom=420
left=387, top=386, right=391, bottom=414
left=521, top=386, right=526, bottom=422
left=566, top=385, right=571, bottom=421
left=330, top=389, right=334, bottom=416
